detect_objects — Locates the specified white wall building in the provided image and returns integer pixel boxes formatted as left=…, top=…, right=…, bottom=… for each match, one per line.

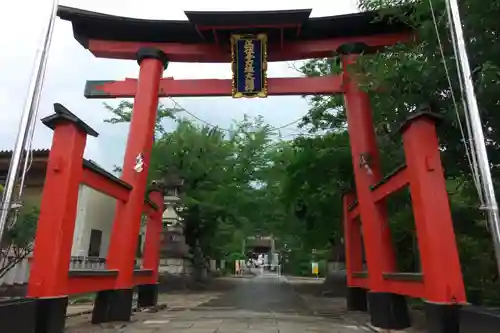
left=71, top=184, right=148, bottom=259
left=71, top=185, right=116, bottom=258
left=0, top=184, right=146, bottom=286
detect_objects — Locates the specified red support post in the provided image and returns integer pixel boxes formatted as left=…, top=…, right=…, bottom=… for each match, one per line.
left=96, top=48, right=167, bottom=322
left=28, top=104, right=98, bottom=297
left=343, top=193, right=364, bottom=286
left=342, top=50, right=411, bottom=330
left=137, top=187, right=164, bottom=307
left=107, top=49, right=165, bottom=286
left=401, top=112, right=466, bottom=304
left=142, top=189, right=164, bottom=280
left=341, top=53, right=396, bottom=290
left=27, top=103, right=98, bottom=333
left=81, top=165, right=131, bottom=201
left=344, top=192, right=368, bottom=311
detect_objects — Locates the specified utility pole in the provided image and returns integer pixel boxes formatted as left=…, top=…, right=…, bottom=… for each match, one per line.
left=445, top=0, right=500, bottom=275
left=0, top=0, right=58, bottom=240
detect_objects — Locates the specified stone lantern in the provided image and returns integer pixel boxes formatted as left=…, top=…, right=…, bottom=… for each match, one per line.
left=154, top=168, right=191, bottom=277
left=161, top=171, right=184, bottom=229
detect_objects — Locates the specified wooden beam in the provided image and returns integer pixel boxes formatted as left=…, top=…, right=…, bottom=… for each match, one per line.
left=84, top=76, right=344, bottom=98
left=87, top=32, right=413, bottom=62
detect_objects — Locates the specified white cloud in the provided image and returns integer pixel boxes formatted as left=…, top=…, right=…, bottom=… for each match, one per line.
left=0, top=0, right=358, bottom=171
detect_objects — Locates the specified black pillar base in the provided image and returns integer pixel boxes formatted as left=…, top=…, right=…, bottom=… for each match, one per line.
left=35, top=296, right=68, bottom=333
left=91, top=289, right=133, bottom=324
left=368, top=292, right=411, bottom=330
left=424, top=302, right=460, bottom=333
left=346, top=287, right=367, bottom=311
left=137, top=283, right=158, bottom=308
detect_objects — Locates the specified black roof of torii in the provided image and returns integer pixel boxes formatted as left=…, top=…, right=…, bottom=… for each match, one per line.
left=184, top=9, right=312, bottom=27
left=57, top=6, right=413, bottom=48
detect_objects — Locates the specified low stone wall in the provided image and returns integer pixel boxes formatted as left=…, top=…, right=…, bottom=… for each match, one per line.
left=322, top=262, right=347, bottom=297
left=409, top=305, right=500, bottom=333
left=158, top=258, right=199, bottom=292
left=460, top=306, right=500, bottom=333
left=320, top=263, right=500, bottom=332
left=159, top=258, right=193, bottom=275
left=0, top=297, right=36, bottom=333
left=157, top=273, right=194, bottom=292
left=0, top=284, right=27, bottom=297
left=322, top=271, right=347, bottom=297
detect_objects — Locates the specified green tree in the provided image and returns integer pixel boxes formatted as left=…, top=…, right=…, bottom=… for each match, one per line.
left=103, top=101, right=178, bottom=138
left=0, top=206, right=39, bottom=279
left=103, top=102, right=281, bottom=278
left=282, top=132, right=353, bottom=249
left=295, top=0, right=500, bottom=303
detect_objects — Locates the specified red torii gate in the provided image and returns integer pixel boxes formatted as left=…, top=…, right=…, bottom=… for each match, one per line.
left=26, top=5, right=465, bottom=333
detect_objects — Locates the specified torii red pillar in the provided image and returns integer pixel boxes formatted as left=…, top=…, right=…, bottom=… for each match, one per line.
left=340, top=44, right=401, bottom=318
left=93, top=48, right=168, bottom=322
left=27, top=103, right=99, bottom=333
left=342, top=52, right=397, bottom=278
left=137, top=187, right=164, bottom=307
left=401, top=112, right=465, bottom=331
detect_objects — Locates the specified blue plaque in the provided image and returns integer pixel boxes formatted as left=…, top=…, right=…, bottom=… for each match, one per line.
left=231, top=34, right=268, bottom=98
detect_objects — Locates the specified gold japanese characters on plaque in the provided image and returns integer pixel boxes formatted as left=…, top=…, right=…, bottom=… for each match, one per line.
left=230, top=34, right=268, bottom=98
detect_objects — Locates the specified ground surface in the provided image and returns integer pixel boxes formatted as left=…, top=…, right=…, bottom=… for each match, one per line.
left=65, top=275, right=421, bottom=333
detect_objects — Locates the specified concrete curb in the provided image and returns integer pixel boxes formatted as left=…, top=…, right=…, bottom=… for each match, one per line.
left=66, top=309, right=93, bottom=318
left=65, top=301, right=169, bottom=318
left=65, top=292, right=221, bottom=318
left=364, top=323, right=410, bottom=332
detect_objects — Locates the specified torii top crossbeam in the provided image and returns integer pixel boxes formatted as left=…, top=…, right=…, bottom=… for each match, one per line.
left=57, top=6, right=414, bottom=63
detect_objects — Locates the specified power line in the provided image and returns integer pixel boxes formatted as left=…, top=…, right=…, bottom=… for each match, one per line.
left=168, top=98, right=231, bottom=131
left=428, top=0, right=484, bottom=205
left=166, top=97, right=307, bottom=134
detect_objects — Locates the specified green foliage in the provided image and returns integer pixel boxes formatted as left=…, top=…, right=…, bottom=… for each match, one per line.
left=103, top=101, right=179, bottom=138
left=268, top=132, right=354, bottom=259
left=7, top=206, right=39, bottom=249
left=297, top=0, right=500, bottom=304
left=103, top=0, right=500, bottom=302
left=104, top=102, right=288, bottom=264
left=150, top=117, right=277, bottom=260
left=0, top=206, right=39, bottom=279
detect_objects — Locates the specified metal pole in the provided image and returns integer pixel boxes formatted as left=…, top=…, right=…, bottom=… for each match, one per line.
left=17, top=112, right=37, bottom=201
left=15, top=44, right=48, bottom=207
left=445, top=0, right=500, bottom=274
left=0, top=0, right=58, bottom=239
left=16, top=10, right=56, bottom=208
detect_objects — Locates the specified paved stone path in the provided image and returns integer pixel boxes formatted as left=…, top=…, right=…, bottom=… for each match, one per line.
left=66, top=275, right=376, bottom=333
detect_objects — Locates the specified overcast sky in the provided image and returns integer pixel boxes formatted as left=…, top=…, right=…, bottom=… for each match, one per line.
left=0, top=0, right=358, bottom=171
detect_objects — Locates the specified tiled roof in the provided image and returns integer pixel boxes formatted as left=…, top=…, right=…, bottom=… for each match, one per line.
left=0, top=149, right=50, bottom=157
